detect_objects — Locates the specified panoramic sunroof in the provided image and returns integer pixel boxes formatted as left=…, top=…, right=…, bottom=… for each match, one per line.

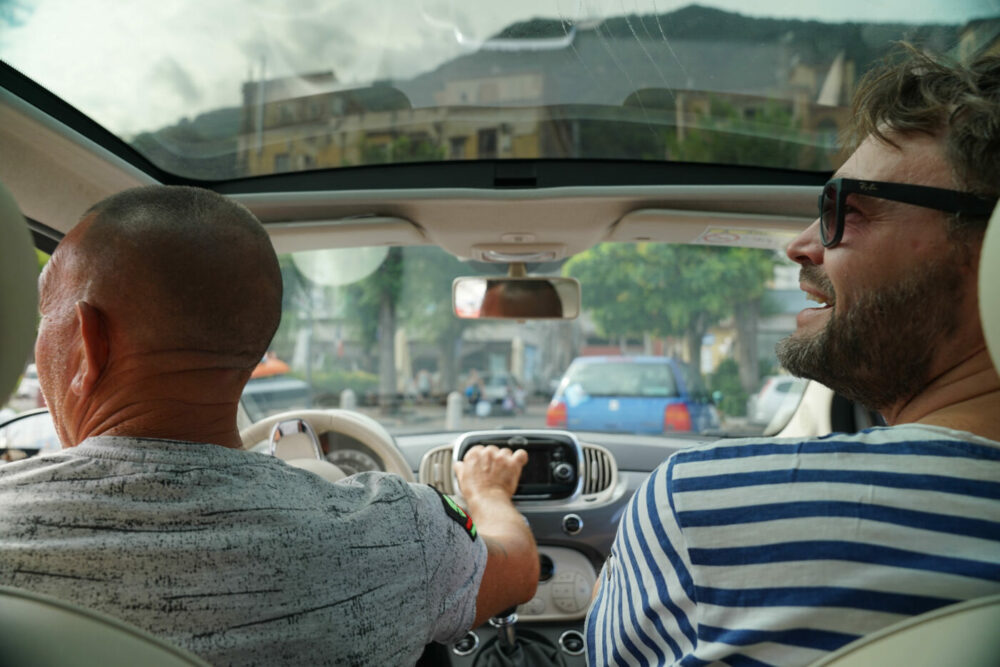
left=1, top=0, right=994, bottom=181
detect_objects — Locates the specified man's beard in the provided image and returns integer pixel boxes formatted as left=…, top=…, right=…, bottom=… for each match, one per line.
left=775, top=254, right=966, bottom=412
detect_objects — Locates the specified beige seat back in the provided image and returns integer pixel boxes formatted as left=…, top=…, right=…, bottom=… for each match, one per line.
left=0, top=586, right=210, bottom=667
left=0, top=180, right=38, bottom=405
left=981, top=197, right=1000, bottom=373
left=810, top=593, right=1000, bottom=667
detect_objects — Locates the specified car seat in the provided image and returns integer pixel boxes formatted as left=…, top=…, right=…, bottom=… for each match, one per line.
left=0, top=179, right=37, bottom=404
left=806, top=200, right=1000, bottom=667
left=0, top=586, right=210, bottom=667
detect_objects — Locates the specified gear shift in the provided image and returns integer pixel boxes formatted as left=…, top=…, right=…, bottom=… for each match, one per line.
left=489, top=606, right=520, bottom=655
left=474, top=606, right=566, bottom=667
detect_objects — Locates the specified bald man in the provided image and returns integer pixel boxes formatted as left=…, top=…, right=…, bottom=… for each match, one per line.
left=479, top=279, right=564, bottom=319
left=0, top=186, right=538, bottom=666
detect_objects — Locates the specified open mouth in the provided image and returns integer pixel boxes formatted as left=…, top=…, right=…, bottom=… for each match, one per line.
left=805, top=292, right=834, bottom=310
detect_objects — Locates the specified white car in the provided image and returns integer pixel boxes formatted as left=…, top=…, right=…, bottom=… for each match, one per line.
left=14, top=363, right=39, bottom=402
left=748, top=375, right=809, bottom=430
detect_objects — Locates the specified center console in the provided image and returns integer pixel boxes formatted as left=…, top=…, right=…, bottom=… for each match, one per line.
left=421, top=429, right=622, bottom=665
left=454, top=431, right=583, bottom=501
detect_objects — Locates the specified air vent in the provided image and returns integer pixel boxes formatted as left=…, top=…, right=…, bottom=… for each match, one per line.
left=581, top=444, right=615, bottom=495
left=419, top=445, right=455, bottom=495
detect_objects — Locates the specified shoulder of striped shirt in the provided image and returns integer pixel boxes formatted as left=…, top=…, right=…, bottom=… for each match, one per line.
left=665, top=424, right=1000, bottom=468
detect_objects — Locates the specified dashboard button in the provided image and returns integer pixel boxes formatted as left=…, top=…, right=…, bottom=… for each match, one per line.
left=551, top=582, right=574, bottom=599
left=559, top=630, right=586, bottom=656
left=562, top=513, right=583, bottom=535
left=522, top=597, right=545, bottom=615
left=553, top=595, right=582, bottom=613
left=552, top=462, right=574, bottom=482
left=452, top=631, right=480, bottom=656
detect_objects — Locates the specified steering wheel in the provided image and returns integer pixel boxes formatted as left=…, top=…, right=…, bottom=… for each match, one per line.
left=239, top=409, right=415, bottom=482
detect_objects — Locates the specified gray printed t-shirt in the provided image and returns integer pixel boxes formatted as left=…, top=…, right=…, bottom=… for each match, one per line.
left=0, top=436, right=487, bottom=666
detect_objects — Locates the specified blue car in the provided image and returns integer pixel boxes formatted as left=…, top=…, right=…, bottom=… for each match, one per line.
left=546, top=356, right=721, bottom=434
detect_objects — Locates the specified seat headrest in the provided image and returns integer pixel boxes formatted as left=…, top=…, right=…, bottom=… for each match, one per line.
left=0, top=181, right=39, bottom=405
left=981, top=204, right=1000, bottom=374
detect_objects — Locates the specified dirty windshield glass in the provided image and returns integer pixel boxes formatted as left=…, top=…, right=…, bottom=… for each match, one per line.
left=1, top=1, right=989, bottom=179
left=219, top=242, right=812, bottom=437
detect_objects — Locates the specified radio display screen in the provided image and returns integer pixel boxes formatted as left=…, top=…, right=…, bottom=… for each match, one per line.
left=457, top=433, right=580, bottom=499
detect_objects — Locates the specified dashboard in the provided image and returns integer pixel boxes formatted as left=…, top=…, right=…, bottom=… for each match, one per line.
left=318, top=431, right=385, bottom=475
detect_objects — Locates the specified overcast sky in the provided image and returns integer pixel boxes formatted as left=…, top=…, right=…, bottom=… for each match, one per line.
left=2, top=0, right=997, bottom=136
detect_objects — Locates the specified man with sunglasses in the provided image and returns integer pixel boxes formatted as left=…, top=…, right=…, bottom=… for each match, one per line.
left=586, top=46, right=1000, bottom=666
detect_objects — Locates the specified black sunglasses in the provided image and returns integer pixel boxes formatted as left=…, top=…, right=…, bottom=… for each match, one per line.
left=818, top=177, right=998, bottom=248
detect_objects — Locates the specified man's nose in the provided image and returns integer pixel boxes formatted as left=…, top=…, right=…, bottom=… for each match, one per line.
left=786, top=218, right=824, bottom=265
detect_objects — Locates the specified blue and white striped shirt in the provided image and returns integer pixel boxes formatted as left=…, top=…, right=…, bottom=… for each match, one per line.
left=585, top=424, right=1000, bottom=666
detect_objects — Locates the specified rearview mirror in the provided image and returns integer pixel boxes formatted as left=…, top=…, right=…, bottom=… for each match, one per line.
left=452, top=277, right=580, bottom=320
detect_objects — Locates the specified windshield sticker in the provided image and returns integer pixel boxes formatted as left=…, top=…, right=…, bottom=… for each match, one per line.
left=565, top=383, right=587, bottom=407
left=692, top=228, right=798, bottom=250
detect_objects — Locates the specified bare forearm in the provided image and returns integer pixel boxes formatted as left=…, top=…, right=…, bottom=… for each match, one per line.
left=466, top=492, right=532, bottom=545
left=453, top=445, right=538, bottom=626
left=465, top=492, right=540, bottom=624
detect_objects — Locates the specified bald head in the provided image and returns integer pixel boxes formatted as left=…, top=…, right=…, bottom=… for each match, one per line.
left=64, top=185, right=281, bottom=366
left=480, top=279, right=563, bottom=318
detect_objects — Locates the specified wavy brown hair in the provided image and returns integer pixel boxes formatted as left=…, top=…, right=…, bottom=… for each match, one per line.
left=849, top=43, right=1000, bottom=239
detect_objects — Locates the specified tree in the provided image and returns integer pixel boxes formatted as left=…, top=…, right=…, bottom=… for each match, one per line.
left=667, top=98, right=827, bottom=171
left=343, top=246, right=479, bottom=408
left=395, top=248, right=478, bottom=394
left=130, top=108, right=240, bottom=179
left=565, top=243, right=776, bottom=382
left=361, top=135, right=445, bottom=165
left=344, top=248, right=404, bottom=412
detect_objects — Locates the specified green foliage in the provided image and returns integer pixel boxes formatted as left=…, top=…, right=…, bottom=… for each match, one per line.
left=577, top=119, right=665, bottom=160
left=344, top=246, right=477, bottom=351
left=129, top=107, right=240, bottom=179
left=397, top=248, right=474, bottom=337
left=266, top=255, right=312, bottom=357
left=667, top=99, right=826, bottom=170
left=709, top=358, right=748, bottom=417
left=596, top=6, right=956, bottom=74
left=343, top=247, right=404, bottom=351
left=361, top=135, right=445, bottom=165
left=307, top=369, right=378, bottom=404
left=564, top=243, right=776, bottom=341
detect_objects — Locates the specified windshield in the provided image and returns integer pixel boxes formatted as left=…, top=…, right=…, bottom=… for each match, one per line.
left=1, top=1, right=989, bottom=179
left=223, top=241, right=810, bottom=437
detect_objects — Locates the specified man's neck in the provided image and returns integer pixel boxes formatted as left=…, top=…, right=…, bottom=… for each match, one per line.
left=886, top=349, right=1000, bottom=442
left=77, top=401, right=246, bottom=449
left=70, top=354, right=250, bottom=450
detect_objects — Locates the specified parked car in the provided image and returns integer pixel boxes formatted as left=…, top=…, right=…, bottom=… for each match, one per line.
left=0, top=408, right=61, bottom=465
left=14, top=363, right=40, bottom=402
left=480, top=373, right=512, bottom=404
left=748, top=375, right=809, bottom=429
left=546, top=356, right=721, bottom=434
left=241, top=375, right=312, bottom=422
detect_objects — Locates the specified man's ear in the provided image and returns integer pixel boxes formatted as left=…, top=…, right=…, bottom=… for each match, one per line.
left=70, top=300, right=109, bottom=397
